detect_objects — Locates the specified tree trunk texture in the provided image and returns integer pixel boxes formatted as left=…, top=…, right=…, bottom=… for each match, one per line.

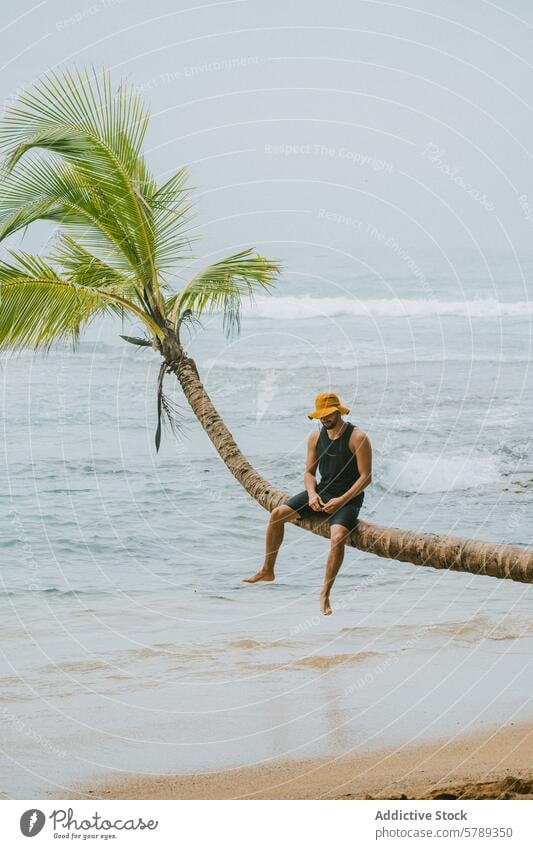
left=167, top=346, right=533, bottom=584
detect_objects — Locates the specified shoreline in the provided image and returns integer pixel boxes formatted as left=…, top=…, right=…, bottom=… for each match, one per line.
left=71, top=720, right=533, bottom=800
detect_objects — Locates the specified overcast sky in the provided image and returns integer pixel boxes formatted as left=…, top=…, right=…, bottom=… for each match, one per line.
left=2, top=0, right=533, bottom=296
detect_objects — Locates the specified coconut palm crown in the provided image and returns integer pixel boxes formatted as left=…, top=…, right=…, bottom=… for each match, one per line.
left=0, top=69, right=280, bottom=446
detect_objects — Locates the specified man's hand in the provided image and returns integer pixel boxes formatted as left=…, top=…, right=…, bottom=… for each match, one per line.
left=308, top=493, right=326, bottom=512
left=322, top=496, right=346, bottom=514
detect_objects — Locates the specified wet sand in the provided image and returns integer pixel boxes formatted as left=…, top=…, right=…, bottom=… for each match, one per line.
left=73, top=720, right=533, bottom=800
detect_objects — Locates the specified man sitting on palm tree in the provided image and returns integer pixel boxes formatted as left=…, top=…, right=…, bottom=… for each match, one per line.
left=243, top=393, right=373, bottom=615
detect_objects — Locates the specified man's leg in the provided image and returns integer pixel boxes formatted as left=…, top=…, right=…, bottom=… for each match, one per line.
left=320, top=523, right=351, bottom=615
left=242, top=503, right=300, bottom=583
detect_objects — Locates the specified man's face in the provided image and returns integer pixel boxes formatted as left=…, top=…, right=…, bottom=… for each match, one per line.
left=319, top=410, right=341, bottom=430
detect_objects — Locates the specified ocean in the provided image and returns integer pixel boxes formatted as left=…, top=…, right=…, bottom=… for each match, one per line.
left=1, top=261, right=532, bottom=797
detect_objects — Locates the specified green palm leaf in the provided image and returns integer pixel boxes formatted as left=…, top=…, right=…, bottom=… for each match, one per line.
left=52, top=235, right=137, bottom=293
left=168, top=249, right=281, bottom=338
left=0, top=144, right=143, bottom=275
left=0, top=69, right=148, bottom=174
left=149, top=167, right=196, bottom=275
left=0, top=251, right=161, bottom=349
left=0, top=70, right=161, bottom=307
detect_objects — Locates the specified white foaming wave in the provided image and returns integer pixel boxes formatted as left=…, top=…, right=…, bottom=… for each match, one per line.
left=242, top=296, right=533, bottom=320
left=379, top=452, right=501, bottom=494
left=200, top=352, right=531, bottom=372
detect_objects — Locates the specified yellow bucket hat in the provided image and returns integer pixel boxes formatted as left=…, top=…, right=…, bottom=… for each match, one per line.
left=307, top=392, right=350, bottom=420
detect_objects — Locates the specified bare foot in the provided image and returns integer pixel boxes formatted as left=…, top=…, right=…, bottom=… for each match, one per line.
left=242, top=570, right=275, bottom=583
left=320, top=592, right=332, bottom=616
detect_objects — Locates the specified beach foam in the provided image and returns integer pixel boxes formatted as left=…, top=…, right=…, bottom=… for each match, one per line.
left=242, top=296, right=533, bottom=320
left=252, top=651, right=380, bottom=672
left=379, top=452, right=501, bottom=493
left=200, top=352, right=531, bottom=372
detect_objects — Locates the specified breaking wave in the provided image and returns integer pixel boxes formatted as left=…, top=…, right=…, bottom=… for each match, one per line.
left=379, top=452, right=502, bottom=493
left=242, top=296, right=533, bottom=320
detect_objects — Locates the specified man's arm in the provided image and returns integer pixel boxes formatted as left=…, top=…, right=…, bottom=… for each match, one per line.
left=304, top=431, right=325, bottom=510
left=338, top=429, right=372, bottom=504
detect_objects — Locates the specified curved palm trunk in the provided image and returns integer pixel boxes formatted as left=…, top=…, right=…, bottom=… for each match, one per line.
left=166, top=345, right=533, bottom=584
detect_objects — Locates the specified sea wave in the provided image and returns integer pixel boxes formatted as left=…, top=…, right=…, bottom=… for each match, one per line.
left=379, top=452, right=501, bottom=493
left=242, top=296, right=533, bottom=320
left=425, top=616, right=533, bottom=642
left=251, top=651, right=380, bottom=672
left=200, top=352, right=531, bottom=372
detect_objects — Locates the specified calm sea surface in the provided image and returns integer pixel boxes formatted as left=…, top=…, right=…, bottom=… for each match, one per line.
left=1, top=262, right=532, bottom=797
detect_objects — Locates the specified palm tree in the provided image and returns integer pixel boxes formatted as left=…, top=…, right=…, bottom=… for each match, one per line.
left=0, top=70, right=531, bottom=584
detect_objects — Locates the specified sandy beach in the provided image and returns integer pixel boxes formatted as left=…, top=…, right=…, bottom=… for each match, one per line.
left=72, top=720, right=533, bottom=800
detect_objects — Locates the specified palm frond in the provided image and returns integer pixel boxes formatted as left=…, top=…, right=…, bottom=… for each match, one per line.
left=0, top=251, right=162, bottom=350
left=150, top=168, right=191, bottom=206
left=0, top=197, right=65, bottom=242
left=0, top=69, right=160, bottom=304
left=52, top=235, right=138, bottom=294
left=169, top=249, right=281, bottom=338
left=150, top=167, right=196, bottom=275
left=154, top=360, right=187, bottom=451
left=0, top=155, right=142, bottom=274
left=0, top=68, right=148, bottom=174
left=175, top=306, right=203, bottom=343
left=120, top=334, right=151, bottom=347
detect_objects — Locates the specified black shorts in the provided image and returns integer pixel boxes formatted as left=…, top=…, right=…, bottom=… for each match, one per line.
left=284, top=488, right=363, bottom=531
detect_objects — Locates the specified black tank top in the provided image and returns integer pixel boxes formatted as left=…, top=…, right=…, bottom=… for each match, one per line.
left=316, top=421, right=364, bottom=504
